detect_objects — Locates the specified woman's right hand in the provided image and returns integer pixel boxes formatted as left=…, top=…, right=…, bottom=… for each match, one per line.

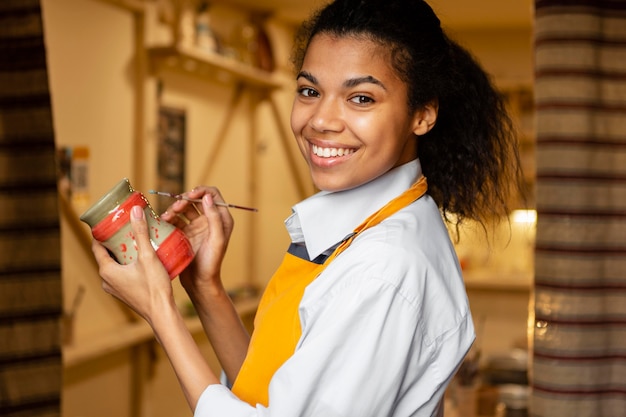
left=160, top=186, right=234, bottom=294
left=162, top=188, right=251, bottom=382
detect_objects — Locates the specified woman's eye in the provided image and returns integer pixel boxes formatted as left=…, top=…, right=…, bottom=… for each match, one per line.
left=349, top=95, right=374, bottom=105
left=298, top=87, right=319, bottom=98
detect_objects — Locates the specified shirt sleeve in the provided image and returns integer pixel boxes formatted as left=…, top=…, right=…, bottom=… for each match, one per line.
left=195, top=240, right=474, bottom=417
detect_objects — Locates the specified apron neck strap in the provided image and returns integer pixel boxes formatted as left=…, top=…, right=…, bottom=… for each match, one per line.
left=325, top=176, right=428, bottom=264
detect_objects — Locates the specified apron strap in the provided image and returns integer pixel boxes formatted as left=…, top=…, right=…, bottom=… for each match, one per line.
left=325, top=176, right=428, bottom=264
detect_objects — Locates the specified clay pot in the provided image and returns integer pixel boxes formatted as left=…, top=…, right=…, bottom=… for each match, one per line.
left=80, top=178, right=193, bottom=279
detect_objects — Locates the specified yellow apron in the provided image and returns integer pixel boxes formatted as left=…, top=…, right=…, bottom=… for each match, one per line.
left=231, top=176, right=428, bottom=406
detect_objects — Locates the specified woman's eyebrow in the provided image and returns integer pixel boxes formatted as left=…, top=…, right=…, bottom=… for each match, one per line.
left=296, top=71, right=317, bottom=84
left=296, top=72, right=386, bottom=91
left=344, top=75, right=386, bottom=90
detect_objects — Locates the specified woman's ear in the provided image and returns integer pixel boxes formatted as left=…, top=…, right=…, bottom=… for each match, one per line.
left=412, top=101, right=438, bottom=136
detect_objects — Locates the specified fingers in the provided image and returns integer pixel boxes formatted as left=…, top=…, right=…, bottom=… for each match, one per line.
left=161, top=186, right=233, bottom=228
left=129, top=206, right=158, bottom=263
left=97, top=206, right=168, bottom=303
left=91, top=239, right=120, bottom=295
left=201, top=193, right=226, bottom=245
left=188, top=186, right=224, bottom=203
left=162, top=208, right=191, bottom=229
left=160, top=187, right=221, bottom=217
left=161, top=199, right=194, bottom=221
left=201, top=191, right=235, bottom=240
left=90, top=206, right=154, bottom=267
left=91, top=238, right=115, bottom=269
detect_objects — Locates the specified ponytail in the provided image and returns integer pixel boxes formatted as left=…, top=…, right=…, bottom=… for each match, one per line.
left=420, top=37, right=524, bottom=226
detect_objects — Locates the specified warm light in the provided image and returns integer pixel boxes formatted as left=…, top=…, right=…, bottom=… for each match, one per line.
left=512, top=209, right=537, bottom=224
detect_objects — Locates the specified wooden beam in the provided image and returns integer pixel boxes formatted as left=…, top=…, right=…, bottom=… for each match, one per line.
left=196, top=84, right=245, bottom=185
left=92, top=0, right=146, bottom=13
left=267, top=95, right=311, bottom=200
left=132, top=8, right=147, bottom=190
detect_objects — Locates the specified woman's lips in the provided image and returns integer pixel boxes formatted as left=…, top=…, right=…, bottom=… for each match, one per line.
left=312, top=144, right=355, bottom=158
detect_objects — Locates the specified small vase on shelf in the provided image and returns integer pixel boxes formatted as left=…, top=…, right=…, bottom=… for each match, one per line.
left=195, top=1, right=219, bottom=53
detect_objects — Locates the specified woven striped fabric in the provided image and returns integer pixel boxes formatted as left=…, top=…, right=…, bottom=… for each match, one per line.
left=0, top=0, right=62, bottom=416
left=533, top=1, right=626, bottom=416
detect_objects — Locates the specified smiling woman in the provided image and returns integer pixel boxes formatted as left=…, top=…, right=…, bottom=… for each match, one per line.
left=35, top=0, right=532, bottom=417
left=83, top=1, right=524, bottom=416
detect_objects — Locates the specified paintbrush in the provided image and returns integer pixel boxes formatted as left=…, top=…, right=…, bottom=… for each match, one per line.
left=148, top=190, right=258, bottom=212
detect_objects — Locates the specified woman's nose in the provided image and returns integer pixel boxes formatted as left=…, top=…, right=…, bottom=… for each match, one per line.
left=309, top=98, right=343, bottom=132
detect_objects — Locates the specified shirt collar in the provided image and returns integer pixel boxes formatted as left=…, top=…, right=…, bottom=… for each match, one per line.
left=285, top=159, right=422, bottom=261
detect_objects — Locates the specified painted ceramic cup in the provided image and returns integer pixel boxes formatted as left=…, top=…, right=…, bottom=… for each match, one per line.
left=80, top=178, right=194, bottom=279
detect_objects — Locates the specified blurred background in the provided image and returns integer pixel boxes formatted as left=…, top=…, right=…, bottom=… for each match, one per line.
left=3, top=1, right=624, bottom=417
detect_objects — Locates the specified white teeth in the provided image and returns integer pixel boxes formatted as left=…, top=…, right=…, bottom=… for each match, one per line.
left=312, top=145, right=354, bottom=158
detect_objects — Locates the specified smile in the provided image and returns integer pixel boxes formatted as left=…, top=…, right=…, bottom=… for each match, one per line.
left=312, top=144, right=355, bottom=158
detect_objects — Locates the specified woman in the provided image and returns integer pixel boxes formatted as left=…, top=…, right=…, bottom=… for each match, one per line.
left=92, top=0, right=523, bottom=415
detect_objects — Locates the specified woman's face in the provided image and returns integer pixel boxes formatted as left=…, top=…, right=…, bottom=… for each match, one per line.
left=290, top=34, right=434, bottom=192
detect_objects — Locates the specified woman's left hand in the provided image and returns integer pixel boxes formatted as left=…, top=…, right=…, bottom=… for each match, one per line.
left=92, top=205, right=174, bottom=323
left=160, top=186, right=234, bottom=295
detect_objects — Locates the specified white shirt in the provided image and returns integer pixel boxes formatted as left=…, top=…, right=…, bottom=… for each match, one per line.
left=195, top=160, right=475, bottom=417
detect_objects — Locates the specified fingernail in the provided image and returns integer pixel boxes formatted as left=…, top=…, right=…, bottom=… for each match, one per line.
left=131, top=205, right=144, bottom=219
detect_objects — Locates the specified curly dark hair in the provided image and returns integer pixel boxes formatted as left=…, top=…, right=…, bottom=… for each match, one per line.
left=291, top=0, right=525, bottom=229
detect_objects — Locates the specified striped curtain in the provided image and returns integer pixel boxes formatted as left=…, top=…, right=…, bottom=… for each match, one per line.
left=532, top=1, right=626, bottom=416
left=0, top=1, right=62, bottom=416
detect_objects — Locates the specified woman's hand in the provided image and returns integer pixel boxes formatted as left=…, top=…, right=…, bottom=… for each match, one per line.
left=160, top=187, right=234, bottom=294
left=92, top=205, right=174, bottom=324
left=161, top=188, right=250, bottom=382
left=93, top=205, right=221, bottom=410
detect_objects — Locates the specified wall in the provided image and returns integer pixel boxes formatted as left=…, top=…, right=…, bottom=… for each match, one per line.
left=453, top=27, right=534, bottom=87
left=42, top=0, right=534, bottom=415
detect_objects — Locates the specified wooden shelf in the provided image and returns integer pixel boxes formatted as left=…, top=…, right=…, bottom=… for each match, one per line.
left=96, top=0, right=145, bottom=13
left=148, top=44, right=285, bottom=90
left=63, top=295, right=260, bottom=368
